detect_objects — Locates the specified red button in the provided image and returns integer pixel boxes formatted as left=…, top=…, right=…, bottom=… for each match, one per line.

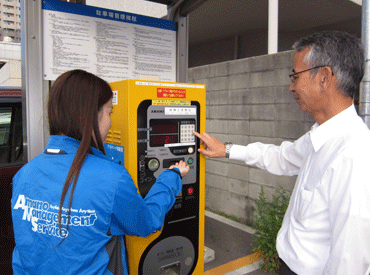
left=187, top=187, right=194, bottom=195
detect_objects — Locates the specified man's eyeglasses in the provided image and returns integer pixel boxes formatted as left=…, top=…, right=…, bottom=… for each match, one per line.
left=289, top=65, right=329, bottom=82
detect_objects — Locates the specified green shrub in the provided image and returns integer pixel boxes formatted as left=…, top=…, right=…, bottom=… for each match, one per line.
left=251, top=186, right=290, bottom=274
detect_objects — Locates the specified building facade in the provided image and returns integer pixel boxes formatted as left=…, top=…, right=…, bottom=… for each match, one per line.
left=0, top=0, right=21, bottom=43
left=0, top=40, right=20, bottom=86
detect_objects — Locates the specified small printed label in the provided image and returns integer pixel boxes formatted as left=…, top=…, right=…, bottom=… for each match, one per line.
left=165, top=107, right=196, bottom=115
left=152, top=100, right=190, bottom=106
left=136, top=81, right=205, bottom=89
left=112, top=90, right=118, bottom=105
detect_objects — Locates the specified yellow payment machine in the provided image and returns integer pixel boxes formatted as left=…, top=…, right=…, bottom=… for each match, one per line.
left=105, top=80, right=206, bottom=275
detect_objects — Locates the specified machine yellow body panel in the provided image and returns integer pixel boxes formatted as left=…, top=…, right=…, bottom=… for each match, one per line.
left=107, top=80, right=206, bottom=275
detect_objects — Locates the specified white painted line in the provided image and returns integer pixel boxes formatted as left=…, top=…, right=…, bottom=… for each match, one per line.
left=204, top=211, right=262, bottom=274
left=205, top=210, right=256, bottom=235
left=224, top=260, right=263, bottom=275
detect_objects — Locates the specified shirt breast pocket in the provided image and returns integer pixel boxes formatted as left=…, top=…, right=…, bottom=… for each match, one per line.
left=296, top=189, right=314, bottom=221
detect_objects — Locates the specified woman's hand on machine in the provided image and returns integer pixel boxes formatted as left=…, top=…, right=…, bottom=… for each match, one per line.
left=169, top=160, right=190, bottom=177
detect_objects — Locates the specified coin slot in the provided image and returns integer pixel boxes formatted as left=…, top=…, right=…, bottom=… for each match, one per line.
left=163, top=158, right=185, bottom=168
left=159, top=261, right=181, bottom=275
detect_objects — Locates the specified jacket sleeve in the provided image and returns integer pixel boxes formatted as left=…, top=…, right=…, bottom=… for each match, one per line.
left=229, top=133, right=311, bottom=176
left=109, top=168, right=182, bottom=237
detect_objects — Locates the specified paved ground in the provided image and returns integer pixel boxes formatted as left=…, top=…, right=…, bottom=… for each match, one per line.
left=204, top=211, right=275, bottom=275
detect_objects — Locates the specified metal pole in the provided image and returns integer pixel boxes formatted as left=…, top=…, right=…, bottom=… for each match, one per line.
left=173, top=11, right=189, bottom=83
left=168, top=0, right=210, bottom=83
left=21, top=0, right=48, bottom=161
left=360, top=0, right=370, bottom=127
left=167, top=1, right=188, bottom=83
left=268, top=0, right=278, bottom=54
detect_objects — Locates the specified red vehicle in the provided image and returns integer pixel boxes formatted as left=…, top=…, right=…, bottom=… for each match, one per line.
left=0, top=87, right=25, bottom=274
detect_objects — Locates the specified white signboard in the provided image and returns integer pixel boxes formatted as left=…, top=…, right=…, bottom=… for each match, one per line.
left=42, top=0, right=177, bottom=83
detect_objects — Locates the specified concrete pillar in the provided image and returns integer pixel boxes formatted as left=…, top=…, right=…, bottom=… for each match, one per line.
left=268, top=0, right=278, bottom=54
left=234, top=35, right=239, bottom=60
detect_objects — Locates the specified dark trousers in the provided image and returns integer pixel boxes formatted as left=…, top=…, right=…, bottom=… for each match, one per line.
left=279, top=258, right=298, bottom=275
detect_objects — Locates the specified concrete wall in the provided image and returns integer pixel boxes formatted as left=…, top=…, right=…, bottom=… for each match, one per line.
left=188, top=50, right=315, bottom=226
left=189, top=17, right=361, bottom=68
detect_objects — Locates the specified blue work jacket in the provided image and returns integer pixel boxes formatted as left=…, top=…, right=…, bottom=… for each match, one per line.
left=11, top=135, right=182, bottom=274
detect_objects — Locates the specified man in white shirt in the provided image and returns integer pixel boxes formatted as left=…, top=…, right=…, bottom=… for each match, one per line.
left=193, top=31, right=370, bottom=275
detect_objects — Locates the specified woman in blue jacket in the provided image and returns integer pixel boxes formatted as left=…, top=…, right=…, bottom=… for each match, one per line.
left=11, top=70, right=189, bottom=274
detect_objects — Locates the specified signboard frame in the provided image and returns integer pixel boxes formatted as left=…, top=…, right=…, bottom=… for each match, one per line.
left=42, top=0, right=177, bottom=83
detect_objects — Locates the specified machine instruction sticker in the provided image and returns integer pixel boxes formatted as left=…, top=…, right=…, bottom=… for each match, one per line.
left=152, top=100, right=191, bottom=106
left=157, top=88, right=186, bottom=99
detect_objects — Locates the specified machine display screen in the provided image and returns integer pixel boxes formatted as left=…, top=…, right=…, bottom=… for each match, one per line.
left=151, top=123, right=178, bottom=134
left=150, top=120, right=179, bottom=147
left=151, top=134, right=178, bottom=146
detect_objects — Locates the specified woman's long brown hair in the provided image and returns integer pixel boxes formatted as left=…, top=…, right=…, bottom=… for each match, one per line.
left=48, top=70, right=112, bottom=241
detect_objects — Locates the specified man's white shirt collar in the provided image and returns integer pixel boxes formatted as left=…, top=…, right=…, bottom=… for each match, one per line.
left=309, top=105, right=357, bottom=152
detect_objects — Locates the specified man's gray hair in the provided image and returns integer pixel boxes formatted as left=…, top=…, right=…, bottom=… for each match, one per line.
left=292, top=31, right=364, bottom=98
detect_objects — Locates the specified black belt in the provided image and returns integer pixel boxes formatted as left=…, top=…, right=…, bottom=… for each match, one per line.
left=279, top=258, right=297, bottom=275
